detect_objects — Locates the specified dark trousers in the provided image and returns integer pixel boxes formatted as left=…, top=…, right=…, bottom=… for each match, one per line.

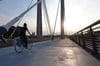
left=20, top=36, right=28, bottom=47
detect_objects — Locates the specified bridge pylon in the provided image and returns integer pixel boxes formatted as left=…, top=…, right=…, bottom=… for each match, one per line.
left=37, top=0, right=42, bottom=38
left=61, top=0, right=65, bottom=39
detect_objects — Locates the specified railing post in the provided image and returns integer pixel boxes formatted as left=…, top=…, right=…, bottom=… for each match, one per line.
left=77, top=32, right=81, bottom=45
left=75, top=34, right=78, bottom=43
left=90, top=27, right=98, bottom=54
left=81, top=31, right=86, bottom=48
left=75, top=33, right=79, bottom=44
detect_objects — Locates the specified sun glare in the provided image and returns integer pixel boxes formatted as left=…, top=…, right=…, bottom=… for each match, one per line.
left=64, top=5, right=86, bottom=34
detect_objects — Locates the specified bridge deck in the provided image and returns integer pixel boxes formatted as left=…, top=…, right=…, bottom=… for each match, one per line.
left=0, top=39, right=100, bottom=66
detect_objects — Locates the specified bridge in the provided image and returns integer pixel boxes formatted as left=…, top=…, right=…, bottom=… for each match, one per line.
left=0, top=38, right=100, bottom=66
left=0, top=0, right=100, bottom=66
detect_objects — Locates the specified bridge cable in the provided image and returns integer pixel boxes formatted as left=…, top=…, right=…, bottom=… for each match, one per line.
left=10, top=0, right=34, bottom=38
left=52, top=0, right=60, bottom=36
left=43, top=12, right=49, bottom=35
left=42, top=0, right=52, bottom=36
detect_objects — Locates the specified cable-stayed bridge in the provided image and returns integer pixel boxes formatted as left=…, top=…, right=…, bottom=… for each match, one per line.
left=0, top=0, right=100, bottom=66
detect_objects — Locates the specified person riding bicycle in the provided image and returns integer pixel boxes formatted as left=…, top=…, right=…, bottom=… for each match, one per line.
left=19, top=23, right=31, bottom=48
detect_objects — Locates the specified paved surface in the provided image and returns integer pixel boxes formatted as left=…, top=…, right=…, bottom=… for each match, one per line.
left=0, top=39, right=100, bottom=66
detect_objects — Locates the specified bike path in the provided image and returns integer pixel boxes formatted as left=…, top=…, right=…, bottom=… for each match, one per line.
left=0, top=39, right=100, bottom=66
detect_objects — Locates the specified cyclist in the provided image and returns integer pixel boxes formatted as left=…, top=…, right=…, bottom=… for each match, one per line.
left=19, top=23, right=31, bottom=48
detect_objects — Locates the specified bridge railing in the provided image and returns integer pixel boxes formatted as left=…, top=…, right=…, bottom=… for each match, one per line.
left=0, top=35, right=62, bottom=48
left=69, top=20, right=100, bottom=55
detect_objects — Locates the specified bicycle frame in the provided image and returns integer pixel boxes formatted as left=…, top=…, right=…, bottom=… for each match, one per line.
left=13, top=37, right=32, bottom=53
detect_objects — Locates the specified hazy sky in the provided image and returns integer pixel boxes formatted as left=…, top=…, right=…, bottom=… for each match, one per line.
left=0, top=0, right=100, bottom=35
left=65, top=0, right=100, bottom=34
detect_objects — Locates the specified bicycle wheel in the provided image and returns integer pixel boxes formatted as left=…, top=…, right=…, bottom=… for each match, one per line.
left=15, top=43, right=24, bottom=53
left=14, top=38, right=24, bottom=53
left=27, top=43, right=32, bottom=50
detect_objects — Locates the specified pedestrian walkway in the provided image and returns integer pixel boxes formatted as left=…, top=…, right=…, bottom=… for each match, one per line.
left=0, top=39, right=100, bottom=66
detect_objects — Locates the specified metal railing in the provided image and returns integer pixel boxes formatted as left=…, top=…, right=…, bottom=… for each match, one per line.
left=69, top=20, right=100, bottom=55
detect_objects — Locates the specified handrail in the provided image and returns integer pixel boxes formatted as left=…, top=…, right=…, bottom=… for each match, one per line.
left=69, top=19, right=100, bottom=60
left=78, top=20, right=100, bottom=32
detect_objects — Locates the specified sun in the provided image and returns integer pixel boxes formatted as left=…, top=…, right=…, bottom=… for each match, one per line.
left=64, top=5, right=86, bottom=34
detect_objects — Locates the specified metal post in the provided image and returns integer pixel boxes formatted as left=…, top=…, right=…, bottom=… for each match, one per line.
left=77, top=32, right=81, bottom=45
left=37, top=0, right=42, bottom=38
left=81, top=31, right=86, bottom=48
left=76, top=33, right=79, bottom=43
left=90, top=27, right=98, bottom=54
left=61, top=0, right=65, bottom=39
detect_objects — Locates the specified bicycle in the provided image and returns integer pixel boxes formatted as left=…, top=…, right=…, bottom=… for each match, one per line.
left=13, top=37, right=32, bottom=53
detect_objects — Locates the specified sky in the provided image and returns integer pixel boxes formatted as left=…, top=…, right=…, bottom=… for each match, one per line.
left=0, top=0, right=100, bottom=35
